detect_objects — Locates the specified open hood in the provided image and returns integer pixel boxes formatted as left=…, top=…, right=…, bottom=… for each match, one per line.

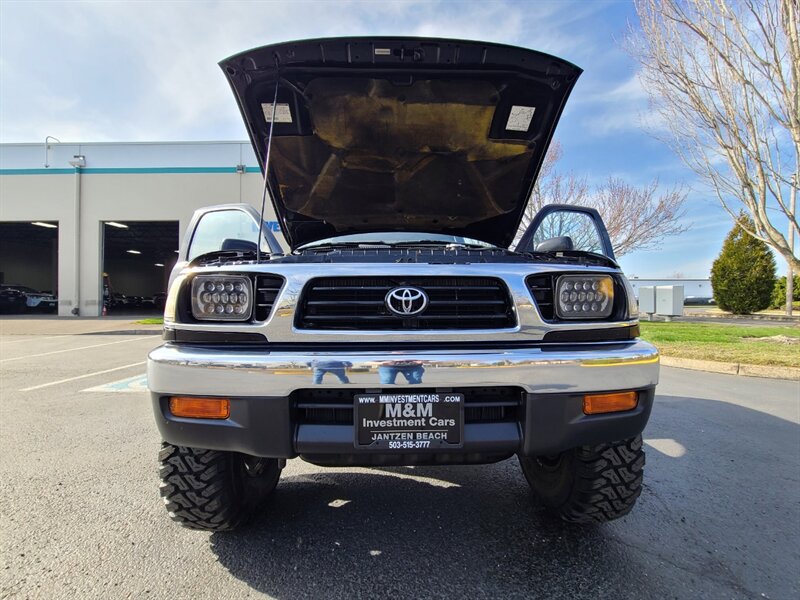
left=220, top=37, right=581, bottom=250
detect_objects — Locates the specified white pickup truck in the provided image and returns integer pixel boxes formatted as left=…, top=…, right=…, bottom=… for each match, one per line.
left=148, top=37, right=659, bottom=531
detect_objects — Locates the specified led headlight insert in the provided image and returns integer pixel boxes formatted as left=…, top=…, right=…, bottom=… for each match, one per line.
left=555, top=275, right=614, bottom=320
left=191, top=275, right=252, bottom=321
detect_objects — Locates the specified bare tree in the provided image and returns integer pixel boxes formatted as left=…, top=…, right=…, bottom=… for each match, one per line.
left=627, top=0, right=800, bottom=303
left=517, top=143, right=689, bottom=257
left=523, top=143, right=590, bottom=216
left=594, top=178, right=690, bottom=256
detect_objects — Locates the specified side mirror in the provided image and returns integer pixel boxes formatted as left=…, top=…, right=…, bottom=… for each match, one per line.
left=514, top=204, right=615, bottom=260
left=536, top=236, right=574, bottom=253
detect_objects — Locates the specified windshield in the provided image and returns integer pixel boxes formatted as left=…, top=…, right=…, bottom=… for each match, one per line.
left=298, top=232, right=497, bottom=250
left=186, top=208, right=284, bottom=261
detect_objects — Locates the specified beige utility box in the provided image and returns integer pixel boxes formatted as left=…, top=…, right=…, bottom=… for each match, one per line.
left=639, top=286, right=656, bottom=317
left=656, top=285, right=684, bottom=319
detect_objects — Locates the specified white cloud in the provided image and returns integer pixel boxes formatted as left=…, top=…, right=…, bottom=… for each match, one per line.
left=0, top=0, right=614, bottom=143
left=577, top=71, right=669, bottom=136
left=1, top=0, right=733, bottom=278
left=600, top=73, right=650, bottom=102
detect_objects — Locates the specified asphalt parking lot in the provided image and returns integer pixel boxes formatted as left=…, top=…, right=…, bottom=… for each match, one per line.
left=1, top=327, right=798, bottom=599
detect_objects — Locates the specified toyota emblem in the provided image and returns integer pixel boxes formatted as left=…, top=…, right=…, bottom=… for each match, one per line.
left=385, top=286, right=429, bottom=316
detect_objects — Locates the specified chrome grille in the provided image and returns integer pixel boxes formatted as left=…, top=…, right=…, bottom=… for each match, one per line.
left=295, top=276, right=515, bottom=330
left=254, top=275, right=284, bottom=321
left=526, top=274, right=555, bottom=320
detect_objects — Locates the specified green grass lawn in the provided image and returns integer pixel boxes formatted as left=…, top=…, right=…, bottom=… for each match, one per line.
left=134, top=317, right=164, bottom=325
left=639, top=321, right=800, bottom=367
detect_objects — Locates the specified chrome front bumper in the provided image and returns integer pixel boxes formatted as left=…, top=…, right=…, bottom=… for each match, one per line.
left=148, top=340, right=659, bottom=461
left=147, top=340, right=659, bottom=397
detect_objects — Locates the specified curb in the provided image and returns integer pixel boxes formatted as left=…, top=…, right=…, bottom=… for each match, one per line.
left=681, top=312, right=800, bottom=323
left=660, top=356, right=800, bottom=381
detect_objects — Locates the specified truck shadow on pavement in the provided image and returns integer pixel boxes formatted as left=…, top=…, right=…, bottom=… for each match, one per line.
left=210, top=464, right=636, bottom=600
left=208, top=395, right=799, bottom=600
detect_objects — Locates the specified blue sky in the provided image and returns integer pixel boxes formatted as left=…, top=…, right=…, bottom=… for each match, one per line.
left=0, top=0, right=749, bottom=277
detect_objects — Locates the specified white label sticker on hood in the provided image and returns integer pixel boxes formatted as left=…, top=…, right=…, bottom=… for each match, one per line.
left=261, top=103, right=293, bottom=124
left=506, top=105, right=536, bottom=132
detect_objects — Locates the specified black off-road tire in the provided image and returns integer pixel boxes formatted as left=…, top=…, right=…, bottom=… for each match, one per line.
left=519, top=435, right=645, bottom=524
left=158, top=443, right=281, bottom=531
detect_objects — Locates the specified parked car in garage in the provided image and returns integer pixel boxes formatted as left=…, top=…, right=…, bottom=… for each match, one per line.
left=0, top=286, right=28, bottom=314
left=110, top=293, right=136, bottom=308
left=1, top=285, right=58, bottom=313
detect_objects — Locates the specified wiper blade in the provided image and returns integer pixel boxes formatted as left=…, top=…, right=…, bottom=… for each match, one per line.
left=299, top=240, right=495, bottom=251
left=301, top=242, right=393, bottom=251
left=387, top=240, right=494, bottom=249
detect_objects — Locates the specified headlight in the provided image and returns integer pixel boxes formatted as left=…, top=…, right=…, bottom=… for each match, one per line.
left=191, top=275, right=252, bottom=321
left=555, top=274, right=614, bottom=319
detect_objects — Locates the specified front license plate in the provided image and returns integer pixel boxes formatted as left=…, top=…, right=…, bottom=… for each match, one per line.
left=355, top=392, right=464, bottom=450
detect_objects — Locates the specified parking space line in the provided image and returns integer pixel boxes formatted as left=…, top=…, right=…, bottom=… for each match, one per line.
left=0, top=335, right=66, bottom=345
left=19, top=361, right=146, bottom=391
left=1, top=337, right=151, bottom=363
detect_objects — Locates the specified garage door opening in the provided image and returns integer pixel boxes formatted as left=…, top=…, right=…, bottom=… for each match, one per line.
left=0, top=221, right=59, bottom=314
left=102, top=221, right=179, bottom=314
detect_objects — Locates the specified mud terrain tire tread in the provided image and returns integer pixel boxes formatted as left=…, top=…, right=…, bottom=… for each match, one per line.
left=158, top=443, right=279, bottom=531
left=520, top=435, right=645, bottom=524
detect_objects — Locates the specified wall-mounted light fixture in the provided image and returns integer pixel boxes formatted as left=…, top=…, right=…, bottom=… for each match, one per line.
left=236, top=164, right=246, bottom=174
left=68, top=155, right=86, bottom=168
left=44, top=136, right=61, bottom=168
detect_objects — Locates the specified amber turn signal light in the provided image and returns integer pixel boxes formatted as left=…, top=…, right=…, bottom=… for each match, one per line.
left=169, top=396, right=230, bottom=419
left=583, top=391, right=638, bottom=415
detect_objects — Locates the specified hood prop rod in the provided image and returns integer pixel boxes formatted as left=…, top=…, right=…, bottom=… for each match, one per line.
left=256, top=58, right=281, bottom=264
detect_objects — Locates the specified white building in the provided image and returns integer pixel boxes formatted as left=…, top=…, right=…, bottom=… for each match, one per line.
left=0, top=141, right=281, bottom=316
left=2, top=140, right=714, bottom=317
